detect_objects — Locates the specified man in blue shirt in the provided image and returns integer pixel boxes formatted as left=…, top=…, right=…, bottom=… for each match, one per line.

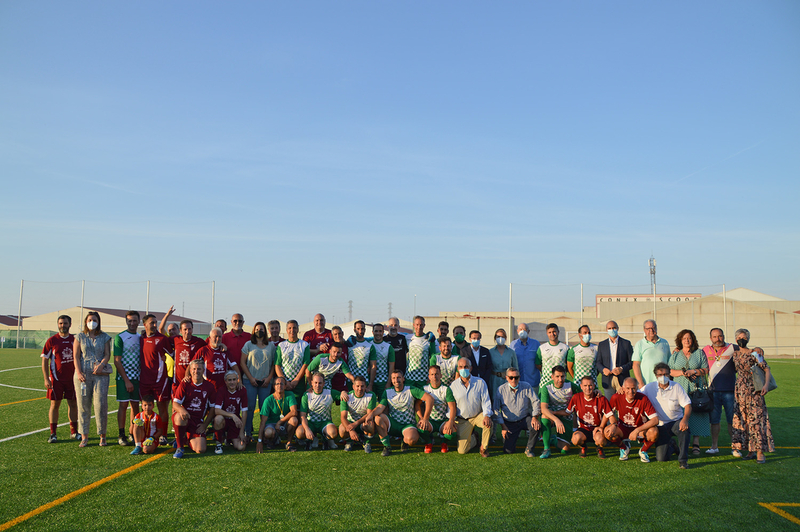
left=511, top=323, right=540, bottom=392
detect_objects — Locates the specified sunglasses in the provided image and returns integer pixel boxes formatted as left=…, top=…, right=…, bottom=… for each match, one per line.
left=508, top=376, right=520, bottom=380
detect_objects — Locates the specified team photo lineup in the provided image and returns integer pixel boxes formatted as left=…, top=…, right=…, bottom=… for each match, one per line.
left=39, top=307, right=775, bottom=468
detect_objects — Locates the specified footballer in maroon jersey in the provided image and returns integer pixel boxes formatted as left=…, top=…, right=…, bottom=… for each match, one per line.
left=198, top=328, right=240, bottom=391
left=566, top=376, right=614, bottom=456
left=41, top=315, right=79, bottom=441
left=172, top=359, right=216, bottom=456
left=212, top=371, right=249, bottom=452
left=605, top=377, right=659, bottom=457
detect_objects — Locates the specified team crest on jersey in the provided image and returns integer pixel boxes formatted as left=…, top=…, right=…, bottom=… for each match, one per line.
left=226, top=404, right=237, bottom=413
left=214, top=358, right=225, bottom=372
left=623, top=413, right=636, bottom=425
left=179, top=349, right=190, bottom=364
left=583, top=412, right=596, bottom=425
left=189, top=397, right=202, bottom=410
left=62, top=347, right=73, bottom=361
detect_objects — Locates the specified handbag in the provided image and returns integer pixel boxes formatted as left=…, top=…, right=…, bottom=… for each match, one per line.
left=689, top=376, right=714, bottom=413
left=752, top=363, right=777, bottom=392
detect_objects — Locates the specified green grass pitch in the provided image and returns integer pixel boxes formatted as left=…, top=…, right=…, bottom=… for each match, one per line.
left=1, top=349, right=798, bottom=531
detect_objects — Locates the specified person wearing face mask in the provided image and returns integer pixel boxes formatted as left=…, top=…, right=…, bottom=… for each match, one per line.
left=668, top=329, right=709, bottom=455
left=488, top=328, right=519, bottom=403
left=596, top=320, right=634, bottom=400
left=641, top=363, right=692, bottom=469
left=730, top=329, right=774, bottom=464
left=73, top=311, right=112, bottom=447
left=465, top=330, right=492, bottom=385
left=240, top=321, right=277, bottom=443
left=449, top=357, right=492, bottom=457
left=566, top=325, right=597, bottom=385
left=702, top=327, right=739, bottom=456
left=452, top=325, right=470, bottom=359
left=510, top=323, right=541, bottom=393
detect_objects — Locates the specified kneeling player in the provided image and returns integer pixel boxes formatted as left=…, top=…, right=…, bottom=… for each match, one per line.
left=339, top=376, right=380, bottom=453
left=605, top=377, right=659, bottom=462
left=420, top=365, right=457, bottom=453
left=172, top=359, right=216, bottom=458
left=566, top=377, right=613, bottom=459
left=130, top=395, right=162, bottom=455
left=539, top=365, right=579, bottom=458
left=296, top=372, right=338, bottom=450
left=373, top=370, right=434, bottom=456
left=213, top=370, right=248, bottom=454
left=257, top=377, right=300, bottom=452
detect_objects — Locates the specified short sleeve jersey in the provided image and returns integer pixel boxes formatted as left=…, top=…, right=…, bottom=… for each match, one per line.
left=307, top=354, right=350, bottom=390
left=113, top=331, right=140, bottom=380
left=536, top=342, right=569, bottom=388
left=385, top=334, right=409, bottom=373
left=302, top=329, right=333, bottom=355
left=42, top=334, right=75, bottom=381
left=380, top=386, right=425, bottom=425
left=171, top=336, right=207, bottom=383
left=140, top=333, right=170, bottom=385
left=301, top=389, right=334, bottom=423
left=173, top=379, right=216, bottom=424
left=346, top=339, right=376, bottom=380
left=275, top=340, right=311, bottom=382
left=431, top=354, right=459, bottom=386
left=132, top=411, right=162, bottom=439
left=566, top=393, right=612, bottom=430
left=372, top=341, right=395, bottom=384
left=406, top=335, right=435, bottom=383
left=568, top=344, right=598, bottom=384
left=423, top=384, right=455, bottom=422
left=540, top=382, right=580, bottom=412
left=215, top=386, right=248, bottom=415
left=197, top=345, right=236, bottom=389
left=260, top=393, right=298, bottom=424
left=344, top=392, right=377, bottom=423
left=610, top=392, right=657, bottom=429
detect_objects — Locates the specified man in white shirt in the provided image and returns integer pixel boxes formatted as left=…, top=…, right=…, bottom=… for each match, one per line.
left=449, top=357, right=492, bottom=457
left=641, top=362, right=692, bottom=469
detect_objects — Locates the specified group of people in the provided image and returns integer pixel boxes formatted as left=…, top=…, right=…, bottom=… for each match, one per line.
left=40, top=311, right=775, bottom=465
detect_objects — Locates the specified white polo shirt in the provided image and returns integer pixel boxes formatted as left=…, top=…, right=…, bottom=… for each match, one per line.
left=642, top=380, right=691, bottom=425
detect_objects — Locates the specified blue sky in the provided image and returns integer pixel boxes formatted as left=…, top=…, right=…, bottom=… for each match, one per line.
left=1, top=1, right=798, bottom=325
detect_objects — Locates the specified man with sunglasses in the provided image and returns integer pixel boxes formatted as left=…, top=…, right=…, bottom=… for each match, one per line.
left=493, top=367, right=542, bottom=456
left=222, top=314, right=252, bottom=368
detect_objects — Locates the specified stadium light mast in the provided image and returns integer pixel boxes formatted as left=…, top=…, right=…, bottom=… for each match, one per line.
left=649, top=256, right=657, bottom=320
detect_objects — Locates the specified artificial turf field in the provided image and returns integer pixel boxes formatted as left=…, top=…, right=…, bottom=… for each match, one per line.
left=0, top=349, right=798, bottom=531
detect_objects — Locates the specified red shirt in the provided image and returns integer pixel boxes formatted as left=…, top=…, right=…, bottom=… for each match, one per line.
left=173, top=379, right=216, bottom=424
left=140, top=333, right=170, bottom=385
left=222, top=330, right=252, bottom=367
left=198, top=345, right=237, bottom=391
left=170, top=336, right=207, bottom=383
left=215, top=387, right=248, bottom=415
left=42, top=334, right=75, bottom=381
left=610, top=392, right=657, bottom=429
left=566, top=394, right=612, bottom=430
left=302, top=328, right=333, bottom=355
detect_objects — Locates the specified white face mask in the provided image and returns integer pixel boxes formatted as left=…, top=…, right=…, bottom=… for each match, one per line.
left=607, top=328, right=618, bottom=338
left=87, top=320, right=98, bottom=331
left=518, top=330, right=528, bottom=340
left=657, top=375, right=670, bottom=385
left=581, top=334, right=591, bottom=344
left=496, top=337, right=506, bottom=346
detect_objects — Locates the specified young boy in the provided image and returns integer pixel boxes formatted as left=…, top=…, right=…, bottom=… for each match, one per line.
left=130, top=395, right=162, bottom=455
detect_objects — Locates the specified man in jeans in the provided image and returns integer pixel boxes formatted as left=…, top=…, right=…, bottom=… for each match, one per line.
left=493, top=367, right=542, bottom=457
left=703, top=327, right=739, bottom=456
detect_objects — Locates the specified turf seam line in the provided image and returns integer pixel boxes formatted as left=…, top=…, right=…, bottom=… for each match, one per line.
left=0, top=410, right=120, bottom=443
left=0, top=449, right=169, bottom=531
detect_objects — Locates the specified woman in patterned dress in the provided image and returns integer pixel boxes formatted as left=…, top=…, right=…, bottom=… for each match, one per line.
left=73, top=311, right=112, bottom=447
left=488, top=328, right=519, bottom=401
left=730, top=328, right=774, bottom=464
left=668, top=329, right=710, bottom=455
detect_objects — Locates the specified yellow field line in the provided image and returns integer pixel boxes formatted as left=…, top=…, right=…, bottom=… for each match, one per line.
left=0, top=397, right=45, bottom=407
left=0, top=449, right=168, bottom=531
left=759, top=503, right=800, bottom=526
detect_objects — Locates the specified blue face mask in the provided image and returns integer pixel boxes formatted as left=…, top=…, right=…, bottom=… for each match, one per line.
left=582, top=334, right=591, bottom=344
left=509, top=383, right=519, bottom=390
left=608, top=328, right=618, bottom=338
left=471, top=339, right=481, bottom=348
left=458, top=368, right=471, bottom=379
left=495, top=337, right=506, bottom=346
left=518, top=330, right=528, bottom=340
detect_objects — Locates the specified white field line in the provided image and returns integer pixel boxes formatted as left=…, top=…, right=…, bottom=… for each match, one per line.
left=0, top=409, right=120, bottom=443
left=0, top=364, right=115, bottom=394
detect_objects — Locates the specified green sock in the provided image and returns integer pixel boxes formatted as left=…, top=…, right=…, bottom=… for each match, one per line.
left=380, top=437, right=391, bottom=448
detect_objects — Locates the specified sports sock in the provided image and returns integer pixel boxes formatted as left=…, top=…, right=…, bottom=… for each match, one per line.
left=215, top=430, right=224, bottom=443
left=50, top=423, right=57, bottom=435
left=641, top=440, right=654, bottom=452
left=69, top=421, right=78, bottom=434
left=380, top=437, right=391, bottom=448
left=119, top=428, right=126, bottom=438
left=619, top=439, right=629, bottom=449
left=174, top=424, right=185, bottom=448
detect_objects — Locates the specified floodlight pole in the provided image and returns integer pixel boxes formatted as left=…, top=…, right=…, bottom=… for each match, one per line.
left=508, top=283, right=513, bottom=339
left=723, top=284, right=727, bottom=338
left=16, top=280, right=23, bottom=349
left=580, top=283, right=584, bottom=326
left=80, top=280, right=85, bottom=325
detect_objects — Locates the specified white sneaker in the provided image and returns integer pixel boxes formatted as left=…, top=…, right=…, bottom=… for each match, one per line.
left=215, top=443, right=224, bottom=455
left=639, top=450, right=650, bottom=463
left=732, top=449, right=742, bottom=458
left=705, top=447, right=719, bottom=455
left=619, top=441, right=631, bottom=461
left=326, top=439, right=338, bottom=450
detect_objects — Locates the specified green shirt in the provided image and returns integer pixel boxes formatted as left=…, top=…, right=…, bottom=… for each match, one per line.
left=373, top=340, right=396, bottom=383
left=275, top=340, right=311, bottom=382
left=301, top=389, right=334, bottom=423
left=539, top=382, right=580, bottom=412
left=380, top=386, right=425, bottom=425
left=344, top=392, right=377, bottom=423
left=536, top=341, right=569, bottom=388
left=307, top=354, right=351, bottom=390
left=259, top=393, right=297, bottom=424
